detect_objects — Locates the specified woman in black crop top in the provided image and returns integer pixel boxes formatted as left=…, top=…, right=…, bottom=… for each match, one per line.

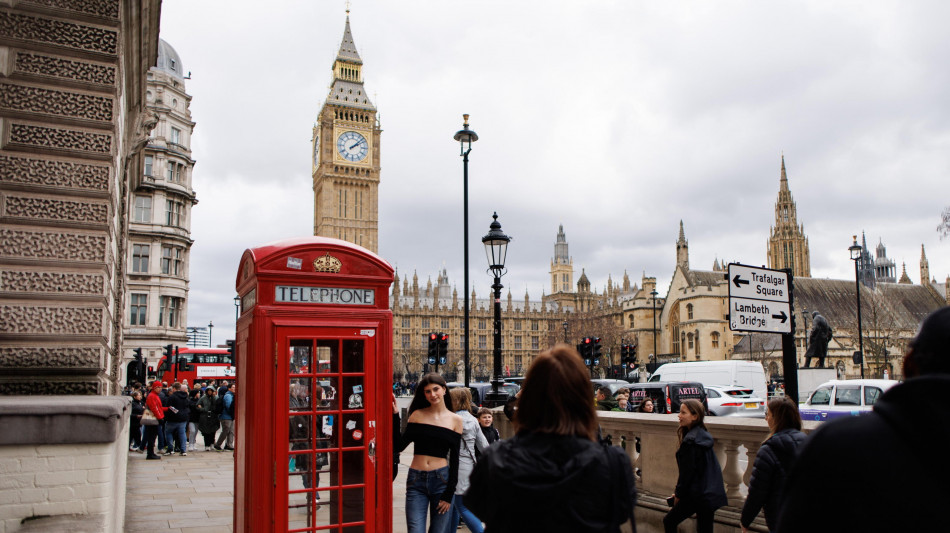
left=395, top=373, right=463, bottom=533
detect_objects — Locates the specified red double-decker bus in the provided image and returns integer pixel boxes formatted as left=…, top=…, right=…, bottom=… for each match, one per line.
left=151, top=347, right=235, bottom=385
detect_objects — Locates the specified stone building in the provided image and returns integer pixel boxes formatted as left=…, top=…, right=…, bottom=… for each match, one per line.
left=0, top=0, right=161, bottom=395
left=0, top=1, right=161, bottom=530
left=311, top=13, right=381, bottom=254
left=121, top=39, right=196, bottom=385
left=767, top=155, right=810, bottom=278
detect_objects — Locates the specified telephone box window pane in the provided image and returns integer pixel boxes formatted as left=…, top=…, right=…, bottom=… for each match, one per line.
left=290, top=379, right=313, bottom=412
left=341, top=339, right=364, bottom=373
left=290, top=340, right=312, bottom=375
left=288, top=488, right=338, bottom=530
left=317, top=340, right=338, bottom=373
left=289, top=413, right=313, bottom=450
left=342, top=377, right=364, bottom=410
left=341, top=413, right=363, bottom=448
left=341, top=487, right=365, bottom=531
left=286, top=490, right=310, bottom=530
left=316, top=411, right=338, bottom=448
left=317, top=377, right=339, bottom=415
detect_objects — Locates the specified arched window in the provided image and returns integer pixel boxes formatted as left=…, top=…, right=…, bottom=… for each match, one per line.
left=629, top=314, right=635, bottom=328
left=687, top=303, right=694, bottom=320
left=687, top=332, right=694, bottom=351
left=711, top=331, right=720, bottom=349
left=670, top=305, right=681, bottom=355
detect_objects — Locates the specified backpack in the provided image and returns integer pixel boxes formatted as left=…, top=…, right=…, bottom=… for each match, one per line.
left=213, top=395, right=224, bottom=416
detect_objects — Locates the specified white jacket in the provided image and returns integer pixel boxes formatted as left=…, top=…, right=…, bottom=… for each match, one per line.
left=455, top=409, right=489, bottom=494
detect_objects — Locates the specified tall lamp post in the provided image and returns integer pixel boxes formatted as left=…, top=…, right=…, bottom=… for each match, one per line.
left=208, top=321, right=214, bottom=348
left=482, top=213, right=510, bottom=406
left=454, top=115, right=478, bottom=387
left=562, top=320, right=569, bottom=343
left=650, top=288, right=658, bottom=363
left=849, top=236, right=865, bottom=379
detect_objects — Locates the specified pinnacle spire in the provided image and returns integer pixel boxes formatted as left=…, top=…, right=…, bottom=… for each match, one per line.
left=336, top=13, right=362, bottom=64
left=779, top=153, right=789, bottom=190
left=677, top=220, right=686, bottom=244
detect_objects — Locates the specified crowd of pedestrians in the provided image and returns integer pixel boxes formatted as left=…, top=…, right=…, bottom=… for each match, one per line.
left=128, top=379, right=236, bottom=460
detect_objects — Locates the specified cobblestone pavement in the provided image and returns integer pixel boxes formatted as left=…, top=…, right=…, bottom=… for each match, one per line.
left=125, top=446, right=415, bottom=533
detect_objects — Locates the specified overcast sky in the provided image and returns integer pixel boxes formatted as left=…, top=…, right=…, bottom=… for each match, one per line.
left=158, top=0, right=950, bottom=343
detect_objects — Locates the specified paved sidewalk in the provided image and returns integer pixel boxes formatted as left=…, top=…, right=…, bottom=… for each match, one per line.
left=125, top=447, right=416, bottom=533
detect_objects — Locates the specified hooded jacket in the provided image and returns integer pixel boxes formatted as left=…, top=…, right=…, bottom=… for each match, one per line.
left=674, top=425, right=727, bottom=510
left=465, top=431, right=636, bottom=532
left=165, top=390, right=191, bottom=423
left=776, top=375, right=950, bottom=532
left=740, top=428, right=806, bottom=530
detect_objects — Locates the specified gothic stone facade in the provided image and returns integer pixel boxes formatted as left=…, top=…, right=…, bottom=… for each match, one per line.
left=0, top=0, right=161, bottom=394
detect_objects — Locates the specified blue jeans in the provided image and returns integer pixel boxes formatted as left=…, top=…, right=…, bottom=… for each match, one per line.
left=450, top=494, right=483, bottom=533
left=165, top=421, right=187, bottom=452
left=405, top=467, right=453, bottom=533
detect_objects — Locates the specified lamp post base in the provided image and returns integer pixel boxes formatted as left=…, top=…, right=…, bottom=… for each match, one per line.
left=484, top=390, right=509, bottom=409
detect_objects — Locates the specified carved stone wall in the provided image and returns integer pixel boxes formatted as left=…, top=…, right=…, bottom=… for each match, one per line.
left=0, top=0, right=161, bottom=396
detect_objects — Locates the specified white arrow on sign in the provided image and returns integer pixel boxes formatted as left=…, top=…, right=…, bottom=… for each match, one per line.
left=729, top=297, right=792, bottom=334
left=728, top=264, right=790, bottom=303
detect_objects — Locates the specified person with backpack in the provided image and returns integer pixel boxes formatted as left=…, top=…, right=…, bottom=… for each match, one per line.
left=214, top=382, right=236, bottom=451
left=466, top=345, right=637, bottom=532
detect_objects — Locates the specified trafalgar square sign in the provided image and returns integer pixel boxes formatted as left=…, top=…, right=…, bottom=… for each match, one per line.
left=728, top=263, right=792, bottom=334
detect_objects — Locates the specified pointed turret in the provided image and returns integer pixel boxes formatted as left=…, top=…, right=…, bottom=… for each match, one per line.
left=327, top=13, right=375, bottom=110
left=921, top=244, right=930, bottom=285
left=336, top=14, right=363, bottom=64
left=676, top=221, right=689, bottom=270
left=899, top=263, right=912, bottom=284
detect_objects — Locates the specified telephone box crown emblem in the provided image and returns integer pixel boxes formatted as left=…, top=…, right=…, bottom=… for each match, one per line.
left=313, top=252, right=342, bottom=273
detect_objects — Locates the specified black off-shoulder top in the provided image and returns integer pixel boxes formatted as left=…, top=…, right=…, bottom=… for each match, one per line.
left=397, top=422, right=462, bottom=503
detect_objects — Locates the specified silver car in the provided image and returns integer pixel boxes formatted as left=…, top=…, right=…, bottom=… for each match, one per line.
left=705, top=385, right=766, bottom=418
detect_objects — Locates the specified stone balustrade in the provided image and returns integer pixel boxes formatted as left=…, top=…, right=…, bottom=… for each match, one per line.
left=496, top=408, right=820, bottom=532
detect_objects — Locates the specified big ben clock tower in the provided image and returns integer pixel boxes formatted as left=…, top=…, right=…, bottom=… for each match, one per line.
left=312, top=12, right=381, bottom=253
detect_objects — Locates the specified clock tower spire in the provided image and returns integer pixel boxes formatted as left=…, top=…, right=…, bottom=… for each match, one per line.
left=312, top=11, right=381, bottom=253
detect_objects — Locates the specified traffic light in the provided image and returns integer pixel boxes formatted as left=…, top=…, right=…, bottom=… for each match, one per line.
left=592, top=337, right=602, bottom=366
left=427, top=333, right=438, bottom=365
left=163, top=344, right=174, bottom=364
left=226, top=339, right=235, bottom=364
left=437, top=333, right=449, bottom=365
left=629, top=345, right=637, bottom=366
left=581, top=337, right=593, bottom=364
left=620, top=344, right=630, bottom=364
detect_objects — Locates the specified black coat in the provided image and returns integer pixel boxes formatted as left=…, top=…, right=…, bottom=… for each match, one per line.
left=776, top=375, right=950, bottom=532
left=165, top=390, right=191, bottom=423
left=674, top=426, right=727, bottom=510
left=740, top=428, right=806, bottom=530
left=465, top=431, right=636, bottom=532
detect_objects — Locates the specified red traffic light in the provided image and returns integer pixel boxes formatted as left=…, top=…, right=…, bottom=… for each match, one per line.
left=593, top=337, right=601, bottom=344
left=583, top=337, right=592, bottom=344
left=429, top=333, right=438, bottom=340
left=439, top=333, right=448, bottom=341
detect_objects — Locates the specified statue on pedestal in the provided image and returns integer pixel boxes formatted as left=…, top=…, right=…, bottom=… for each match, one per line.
left=804, top=311, right=833, bottom=368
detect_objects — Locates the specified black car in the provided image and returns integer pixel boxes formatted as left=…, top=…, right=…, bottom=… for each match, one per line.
left=446, top=381, right=520, bottom=408
left=627, top=382, right=708, bottom=414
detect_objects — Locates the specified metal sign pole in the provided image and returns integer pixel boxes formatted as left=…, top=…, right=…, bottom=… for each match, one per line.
left=780, top=269, right=799, bottom=402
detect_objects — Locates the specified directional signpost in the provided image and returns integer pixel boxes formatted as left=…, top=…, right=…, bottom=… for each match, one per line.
left=728, top=263, right=798, bottom=401
left=728, top=264, right=792, bottom=334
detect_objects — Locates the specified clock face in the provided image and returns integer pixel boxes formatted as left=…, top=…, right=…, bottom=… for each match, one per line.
left=337, top=131, right=368, bottom=162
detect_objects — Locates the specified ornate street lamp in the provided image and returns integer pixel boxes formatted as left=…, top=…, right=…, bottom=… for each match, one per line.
left=234, top=295, right=241, bottom=323
left=849, top=236, right=865, bottom=379
left=208, top=320, right=214, bottom=348
left=482, top=213, right=510, bottom=406
left=562, top=320, right=569, bottom=343
left=454, top=114, right=478, bottom=387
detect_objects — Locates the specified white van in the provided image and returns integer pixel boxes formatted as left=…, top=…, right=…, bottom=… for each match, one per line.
left=649, top=361, right=768, bottom=400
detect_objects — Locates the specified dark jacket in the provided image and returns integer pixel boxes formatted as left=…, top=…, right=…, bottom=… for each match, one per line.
left=776, top=376, right=950, bottom=532
left=197, top=394, right=219, bottom=435
left=740, top=428, right=806, bottom=530
left=130, top=398, right=145, bottom=427
left=596, top=396, right=619, bottom=411
left=465, top=431, right=636, bottom=532
left=165, top=390, right=191, bottom=423
left=674, top=425, right=727, bottom=510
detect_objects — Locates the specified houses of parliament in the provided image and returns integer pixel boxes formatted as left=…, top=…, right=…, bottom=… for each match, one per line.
left=313, top=15, right=949, bottom=382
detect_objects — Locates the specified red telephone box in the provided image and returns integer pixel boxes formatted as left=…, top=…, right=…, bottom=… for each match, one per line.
left=234, top=237, right=394, bottom=533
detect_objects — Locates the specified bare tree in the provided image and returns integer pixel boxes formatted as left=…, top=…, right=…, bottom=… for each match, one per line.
left=939, top=206, right=950, bottom=239
left=844, top=284, right=909, bottom=379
